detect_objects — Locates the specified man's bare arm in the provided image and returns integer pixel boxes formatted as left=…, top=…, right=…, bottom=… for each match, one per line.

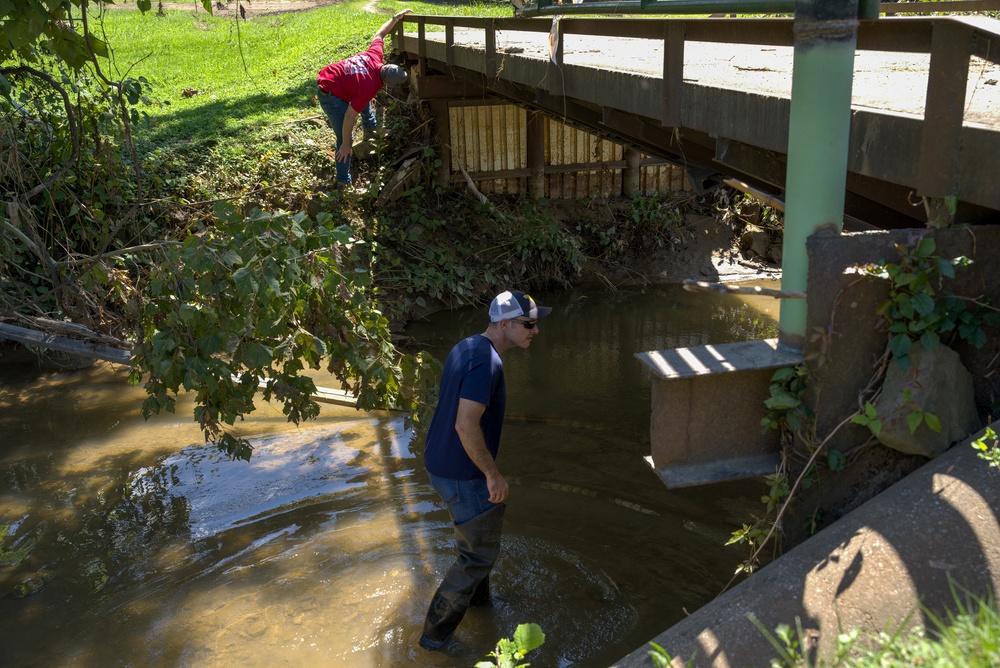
left=374, top=9, right=413, bottom=40
left=455, top=398, right=509, bottom=503
left=336, top=107, right=360, bottom=162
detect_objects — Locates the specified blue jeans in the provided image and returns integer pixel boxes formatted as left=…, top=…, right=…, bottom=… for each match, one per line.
left=428, top=473, right=498, bottom=525
left=317, top=90, right=377, bottom=185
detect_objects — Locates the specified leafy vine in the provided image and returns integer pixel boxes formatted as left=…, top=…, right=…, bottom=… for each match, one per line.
left=727, top=234, right=999, bottom=577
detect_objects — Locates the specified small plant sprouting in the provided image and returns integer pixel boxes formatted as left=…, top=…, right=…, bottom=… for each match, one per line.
left=972, top=426, right=1000, bottom=470
left=648, top=641, right=695, bottom=667
left=851, top=401, right=882, bottom=437
left=761, top=365, right=813, bottom=440
left=477, top=623, right=545, bottom=668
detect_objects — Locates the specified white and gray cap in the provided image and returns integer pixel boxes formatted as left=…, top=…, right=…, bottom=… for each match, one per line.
left=488, top=290, right=552, bottom=323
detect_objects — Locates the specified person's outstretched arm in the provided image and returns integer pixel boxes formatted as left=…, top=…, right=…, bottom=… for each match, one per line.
left=374, top=9, right=413, bottom=40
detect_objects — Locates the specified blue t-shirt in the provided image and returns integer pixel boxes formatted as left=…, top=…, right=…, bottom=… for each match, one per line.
left=423, top=334, right=506, bottom=480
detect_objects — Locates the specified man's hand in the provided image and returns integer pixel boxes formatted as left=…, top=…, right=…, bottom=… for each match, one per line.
left=335, top=142, right=352, bottom=162
left=374, top=8, right=414, bottom=39
left=486, top=472, right=509, bottom=503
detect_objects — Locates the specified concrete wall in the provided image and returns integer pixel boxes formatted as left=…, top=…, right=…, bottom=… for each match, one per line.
left=613, top=428, right=1000, bottom=667
left=786, top=226, right=1000, bottom=545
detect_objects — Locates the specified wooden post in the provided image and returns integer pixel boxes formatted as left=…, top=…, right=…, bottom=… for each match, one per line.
left=527, top=111, right=546, bottom=198
left=917, top=21, right=973, bottom=223
left=662, top=22, right=685, bottom=127
left=623, top=146, right=641, bottom=197
left=431, top=101, right=451, bottom=187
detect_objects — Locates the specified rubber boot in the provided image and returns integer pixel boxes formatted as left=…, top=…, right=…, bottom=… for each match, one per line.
left=470, top=572, right=490, bottom=607
left=419, top=503, right=506, bottom=650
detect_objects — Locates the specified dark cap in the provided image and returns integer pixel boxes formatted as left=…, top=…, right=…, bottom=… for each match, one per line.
left=380, top=64, right=408, bottom=84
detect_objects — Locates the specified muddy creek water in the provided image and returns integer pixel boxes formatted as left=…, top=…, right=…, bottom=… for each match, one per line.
left=0, top=284, right=777, bottom=667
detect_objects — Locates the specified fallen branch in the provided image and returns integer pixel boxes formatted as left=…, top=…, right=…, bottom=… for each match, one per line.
left=453, top=154, right=510, bottom=223
left=57, top=241, right=182, bottom=267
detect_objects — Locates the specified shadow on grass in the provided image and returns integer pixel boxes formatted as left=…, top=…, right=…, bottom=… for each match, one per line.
left=139, top=76, right=322, bottom=150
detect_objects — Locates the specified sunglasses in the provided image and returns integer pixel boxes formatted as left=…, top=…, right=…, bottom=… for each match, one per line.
left=511, top=319, right=538, bottom=330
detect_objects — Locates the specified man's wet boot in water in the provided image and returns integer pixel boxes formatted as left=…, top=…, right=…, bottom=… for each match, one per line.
left=469, top=573, right=491, bottom=606
left=419, top=503, right=506, bottom=650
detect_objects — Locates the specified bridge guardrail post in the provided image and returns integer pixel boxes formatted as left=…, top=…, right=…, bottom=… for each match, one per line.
left=445, top=18, right=455, bottom=74
left=486, top=19, right=498, bottom=82
left=917, top=21, right=974, bottom=226
left=662, top=21, right=685, bottom=127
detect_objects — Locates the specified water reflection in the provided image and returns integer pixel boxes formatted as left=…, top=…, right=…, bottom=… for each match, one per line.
left=0, top=284, right=775, bottom=667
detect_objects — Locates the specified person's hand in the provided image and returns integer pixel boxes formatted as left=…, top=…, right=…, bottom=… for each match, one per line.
left=394, top=8, right=413, bottom=19
left=486, top=472, right=509, bottom=503
left=335, top=143, right=352, bottom=162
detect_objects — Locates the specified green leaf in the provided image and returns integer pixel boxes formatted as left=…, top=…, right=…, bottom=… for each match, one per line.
left=241, top=342, right=273, bottom=369
left=919, top=331, right=940, bottom=351
left=828, top=449, right=847, bottom=472
left=897, top=294, right=914, bottom=319
left=911, top=293, right=935, bottom=317
left=770, top=367, right=797, bottom=382
left=915, top=236, right=936, bottom=258
left=889, top=333, right=911, bottom=359
left=764, top=391, right=801, bottom=411
left=924, top=412, right=942, bottom=433
left=221, top=249, right=243, bottom=266
left=232, top=267, right=258, bottom=297
left=907, top=411, right=923, bottom=434
left=513, top=623, right=546, bottom=654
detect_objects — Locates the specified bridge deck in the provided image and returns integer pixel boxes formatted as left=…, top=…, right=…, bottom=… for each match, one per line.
left=400, top=15, right=1000, bottom=225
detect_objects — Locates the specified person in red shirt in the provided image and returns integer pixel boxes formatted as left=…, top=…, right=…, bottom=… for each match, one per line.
left=317, top=9, right=412, bottom=187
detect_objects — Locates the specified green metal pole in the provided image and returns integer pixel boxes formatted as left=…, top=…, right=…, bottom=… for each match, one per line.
left=778, top=0, right=858, bottom=353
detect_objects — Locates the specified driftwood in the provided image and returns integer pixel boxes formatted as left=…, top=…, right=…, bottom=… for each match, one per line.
left=682, top=278, right=806, bottom=300
left=0, top=323, right=131, bottom=364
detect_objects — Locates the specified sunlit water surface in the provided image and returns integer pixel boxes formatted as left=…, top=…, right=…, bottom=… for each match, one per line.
left=0, top=285, right=777, bottom=667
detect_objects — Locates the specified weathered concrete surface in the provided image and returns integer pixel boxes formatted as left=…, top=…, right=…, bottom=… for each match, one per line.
left=790, top=226, right=1000, bottom=546
left=613, top=430, right=1000, bottom=667
left=637, top=339, right=800, bottom=487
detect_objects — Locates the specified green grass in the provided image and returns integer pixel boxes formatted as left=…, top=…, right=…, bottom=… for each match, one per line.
left=92, top=0, right=510, bottom=149
left=651, top=590, right=1000, bottom=668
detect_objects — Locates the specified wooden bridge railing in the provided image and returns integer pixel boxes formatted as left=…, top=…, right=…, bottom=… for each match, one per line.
left=396, top=13, right=1000, bottom=209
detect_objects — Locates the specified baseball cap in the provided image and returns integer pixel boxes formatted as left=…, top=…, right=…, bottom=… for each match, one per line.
left=380, top=64, right=408, bottom=84
left=489, top=290, right=552, bottom=322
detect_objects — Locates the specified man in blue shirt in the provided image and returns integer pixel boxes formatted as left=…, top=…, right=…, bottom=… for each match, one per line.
left=420, top=290, right=552, bottom=652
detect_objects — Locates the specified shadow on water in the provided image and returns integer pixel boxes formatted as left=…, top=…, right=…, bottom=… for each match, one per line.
left=0, top=284, right=776, bottom=667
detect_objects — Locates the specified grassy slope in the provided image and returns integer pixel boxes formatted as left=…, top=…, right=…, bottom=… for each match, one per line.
left=95, top=0, right=508, bottom=150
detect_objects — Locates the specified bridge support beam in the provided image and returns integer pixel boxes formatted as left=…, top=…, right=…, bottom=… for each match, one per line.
left=778, top=0, right=859, bottom=353
left=527, top=110, right=546, bottom=197
left=623, top=147, right=642, bottom=197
